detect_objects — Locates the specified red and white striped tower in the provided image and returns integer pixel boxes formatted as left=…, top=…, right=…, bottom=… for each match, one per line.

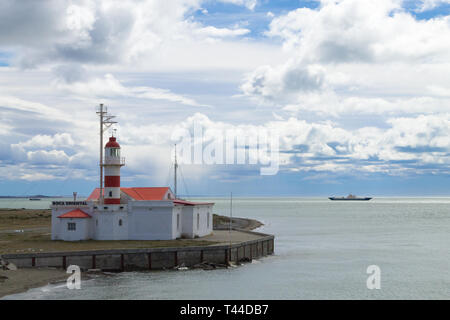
left=103, top=135, right=124, bottom=204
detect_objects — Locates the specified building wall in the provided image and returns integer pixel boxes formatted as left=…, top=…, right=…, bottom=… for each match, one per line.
left=93, top=209, right=128, bottom=240
left=180, top=204, right=213, bottom=238
left=172, top=205, right=183, bottom=239
left=58, top=218, right=90, bottom=241
left=193, top=205, right=213, bottom=237
left=51, top=206, right=93, bottom=241
left=181, top=206, right=194, bottom=238
left=51, top=201, right=214, bottom=241
left=127, top=201, right=176, bottom=240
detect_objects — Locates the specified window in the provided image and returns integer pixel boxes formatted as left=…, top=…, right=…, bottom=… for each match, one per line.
left=109, top=191, right=112, bottom=197
left=177, top=214, right=180, bottom=230
left=119, top=219, right=122, bottom=226
left=96, top=219, right=98, bottom=227
left=68, top=222, right=76, bottom=231
left=110, top=148, right=120, bottom=157
left=197, top=213, right=200, bottom=230
left=207, top=212, right=210, bottom=228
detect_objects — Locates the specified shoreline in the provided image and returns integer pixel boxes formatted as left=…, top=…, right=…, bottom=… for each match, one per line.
left=1, top=213, right=265, bottom=299
left=0, top=268, right=68, bottom=299
left=213, top=214, right=264, bottom=231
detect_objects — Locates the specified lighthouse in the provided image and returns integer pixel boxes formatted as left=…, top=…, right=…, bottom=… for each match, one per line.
left=103, top=135, right=124, bottom=204
left=51, top=105, right=215, bottom=242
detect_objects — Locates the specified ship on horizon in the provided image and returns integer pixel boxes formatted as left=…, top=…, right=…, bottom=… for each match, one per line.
left=329, top=194, right=372, bottom=201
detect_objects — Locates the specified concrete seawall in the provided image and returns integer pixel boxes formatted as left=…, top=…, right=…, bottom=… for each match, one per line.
left=1, top=229, right=274, bottom=271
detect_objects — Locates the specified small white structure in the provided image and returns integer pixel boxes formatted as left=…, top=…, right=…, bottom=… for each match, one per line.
left=51, top=135, right=214, bottom=241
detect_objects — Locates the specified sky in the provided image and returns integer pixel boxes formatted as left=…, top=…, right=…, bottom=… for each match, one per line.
left=1, top=0, right=450, bottom=197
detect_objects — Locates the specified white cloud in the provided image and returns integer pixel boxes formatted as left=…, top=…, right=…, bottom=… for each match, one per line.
left=218, top=0, right=258, bottom=10
left=282, top=92, right=450, bottom=117
left=27, top=149, right=70, bottom=165
left=0, top=0, right=257, bottom=69
left=241, top=60, right=326, bottom=102
left=18, top=133, right=75, bottom=149
left=1, top=0, right=450, bottom=188
left=241, top=0, right=450, bottom=117
left=53, top=73, right=207, bottom=107
left=194, top=26, right=250, bottom=38
left=416, top=0, right=450, bottom=12
left=3, top=111, right=450, bottom=183
left=20, top=172, right=59, bottom=181
left=266, top=0, right=450, bottom=63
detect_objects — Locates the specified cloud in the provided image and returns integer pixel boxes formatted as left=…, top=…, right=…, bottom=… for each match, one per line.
left=218, top=0, right=258, bottom=10
left=2, top=111, right=450, bottom=183
left=1, top=0, right=450, bottom=190
left=240, top=60, right=325, bottom=102
left=20, top=173, right=59, bottom=181
left=0, top=0, right=257, bottom=69
left=281, top=92, right=450, bottom=117
left=267, top=0, right=450, bottom=64
left=240, top=0, right=450, bottom=116
left=18, top=133, right=75, bottom=149
left=53, top=73, right=207, bottom=107
left=194, top=26, right=250, bottom=38
left=415, top=0, right=450, bottom=12
left=27, top=150, right=70, bottom=165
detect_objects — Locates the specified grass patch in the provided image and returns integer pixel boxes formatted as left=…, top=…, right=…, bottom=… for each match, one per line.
left=0, top=209, right=51, bottom=230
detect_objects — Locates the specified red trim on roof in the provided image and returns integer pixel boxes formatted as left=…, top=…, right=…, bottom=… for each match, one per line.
left=58, top=209, right=91, bottom=219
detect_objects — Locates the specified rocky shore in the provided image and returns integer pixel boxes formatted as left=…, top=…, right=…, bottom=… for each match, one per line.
left=213, top=214, right=264, bottom=231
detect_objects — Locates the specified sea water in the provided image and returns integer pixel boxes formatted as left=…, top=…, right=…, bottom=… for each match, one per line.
left=2, top=197, right=449, bottom=299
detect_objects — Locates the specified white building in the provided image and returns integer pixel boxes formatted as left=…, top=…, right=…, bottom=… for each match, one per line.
left=51, top=135, right=214, bottom=241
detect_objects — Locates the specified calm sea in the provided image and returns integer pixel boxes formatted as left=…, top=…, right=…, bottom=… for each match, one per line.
left=2, top=197, right=449, bottom=299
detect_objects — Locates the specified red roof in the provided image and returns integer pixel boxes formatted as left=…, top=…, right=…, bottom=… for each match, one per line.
left=87, top=187, right=170, bottom=201
left=87, top=188, right=103, bottom=201
left=86, top=187, right=214, bottom=205
left=58, top=209, right=91, bottom=219
left=121, top=187, right=170, bottom=200
left=105, top=136, right=120, bottom=148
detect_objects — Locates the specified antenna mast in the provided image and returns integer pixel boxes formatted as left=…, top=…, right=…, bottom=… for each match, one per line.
left=96, top=103, right=117, bottom=204
left=174, top=144, right=178, bottom=199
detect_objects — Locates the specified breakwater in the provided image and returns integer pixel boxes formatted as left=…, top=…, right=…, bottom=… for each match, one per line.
left=1, top=229, right=274, bottom=271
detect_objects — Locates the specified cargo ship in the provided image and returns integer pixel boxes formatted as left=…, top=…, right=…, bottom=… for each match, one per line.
left=329, top=194, right=372, bottom=201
